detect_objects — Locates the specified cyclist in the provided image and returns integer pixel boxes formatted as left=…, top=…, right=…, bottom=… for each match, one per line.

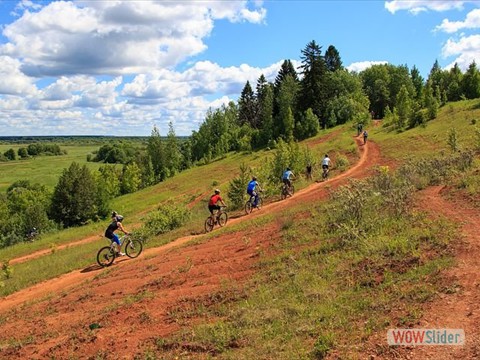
left=363, top=130, right=368, bottom=144
left=322, top=154, right=332, bottom=179
left=306, top=164, right=313, bottom=180
left=282, top=167, right=295, bottom=193
left=208, top=189, right=227, bottom=221
left=357, top=123, right=363, bottom=136
left=104, top=211, right=129, bottom=256
left=247, top=176, right=262, bottom=208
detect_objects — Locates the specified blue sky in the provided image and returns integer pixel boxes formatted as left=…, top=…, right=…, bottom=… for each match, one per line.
left=0, top=0, right=479, bottom=136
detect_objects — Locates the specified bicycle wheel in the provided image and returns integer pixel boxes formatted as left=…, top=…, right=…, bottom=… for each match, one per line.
left=218, top=212, right=228, bottom=227
left=281, top=186, right=287, bottom=200
left=256, top=197, right=263, bottom=209
left=125, top=239, right=143, bottom=258
left=205, top=216, right=215, bottom=232
left=290, top=185, right=295, bottom=195
left=97, top=246, right=115, bottom=267
left=245, top=200, right=253, bottom=214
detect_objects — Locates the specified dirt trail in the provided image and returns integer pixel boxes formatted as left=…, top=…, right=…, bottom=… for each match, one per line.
left=0, top=136, right=383, bottom=359
left=397, top=186, right=480, bottom=359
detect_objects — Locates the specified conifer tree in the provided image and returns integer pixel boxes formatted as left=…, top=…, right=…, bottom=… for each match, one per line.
left=325, top=45, right=343, bottom=72
left=462, top=61, right=480, bottom=99
left=147, top=125, right=166, bottom=181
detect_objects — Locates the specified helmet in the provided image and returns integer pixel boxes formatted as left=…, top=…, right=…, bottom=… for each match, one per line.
left=111, top=211, right=117, bottom=218
left=325, top=154, right=329, bottom=158
left=286, top=167, right=291, bottom=171
left=214, top=189, right=220, bottom=194
left=252, top=176, right=257, bottom=181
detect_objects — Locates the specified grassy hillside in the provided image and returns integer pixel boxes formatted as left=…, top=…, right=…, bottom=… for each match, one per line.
left=0, top=125, right=353, bottom=296
left=1, top=101, right=479, bottom=358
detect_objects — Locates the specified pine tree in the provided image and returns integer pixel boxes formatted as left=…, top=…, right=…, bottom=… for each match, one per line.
left=462, top=61, right=480, bottom=99
left=325, top=45, right=343, bottom=72
left=164, top=121, right=182, bottom=177
left=298, top=40, right=328, bottom=125
left=238, top=81, right=258, bottom=128
left=147, top=125, right=166, bottom=181
left=395, top=85, right=412, bottom=129
left=410, top=65, right=424, bottom=101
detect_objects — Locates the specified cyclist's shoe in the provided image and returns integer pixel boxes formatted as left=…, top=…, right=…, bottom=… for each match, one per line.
left=116, top=252, right=125, bottom=257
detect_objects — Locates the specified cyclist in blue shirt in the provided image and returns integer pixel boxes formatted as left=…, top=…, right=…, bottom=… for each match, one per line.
left=282, top=167, right=295, bottom=188
left=246, top=176, right=262, bottom=208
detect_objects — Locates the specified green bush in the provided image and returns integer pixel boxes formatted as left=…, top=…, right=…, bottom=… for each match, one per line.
left=143, top=204, right=190, bottom=236
left=228, top=163, right=251, bottom=210
left=334, top=154, right=349, bottom=172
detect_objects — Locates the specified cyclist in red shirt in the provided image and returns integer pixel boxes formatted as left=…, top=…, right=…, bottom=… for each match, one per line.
left=208, top=189, right=227, bottom=220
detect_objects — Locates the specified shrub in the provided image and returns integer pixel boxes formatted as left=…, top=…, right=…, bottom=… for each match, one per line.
left=335, top=154, right=349, bottom=172
left=228, top=163, right=251, bottom=210
left=143, top=204, right=190, bottom=236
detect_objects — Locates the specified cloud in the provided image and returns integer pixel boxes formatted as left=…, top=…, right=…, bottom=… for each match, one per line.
left=0, top=1, right=267, bottom=77
left=436, top=8, right=480, bottom=33
left=442, top=34, right=480, bottom=70
left=0, top=1, right=275, bottom=136
left=0, top=56, right=37, bottom=95
left=385, top=0, right=469, bottom=15
left=346, top=61, right=389, bottom=73
left=0, top=59, right=283, bottom=136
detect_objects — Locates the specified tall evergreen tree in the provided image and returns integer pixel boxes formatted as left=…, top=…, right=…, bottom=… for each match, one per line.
left=462, top=61, right=480, bottom=99
left=447, top=63, right=463, bottom=101
left=396, top=85, right=412, bottom=129
left=238, top=81, right=258, bottom=128
left=423, top=83, right=439, bottom=120
left=410, top=65, right=424, bottom=102
left=427, top=60, right=447, bottom=100
left=325, top=45, right=343, bottom=72
left=147, top=125, right=166, bottom=181
left=164, top=121, right=182, bottom=177
left=256, top=75, right=274, bottom=145
left=277, top=75, right=298, bottom=140
left=298, top=40, right=328, bottom=127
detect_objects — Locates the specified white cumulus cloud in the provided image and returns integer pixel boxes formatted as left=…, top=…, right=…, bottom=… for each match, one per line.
left=346, top=61, right=389, bottom=73
left=436, top=8, right=480, bottom=33
left=385, top=0, right=470, bottom=15
left=442, top=34, right=480, bottom=70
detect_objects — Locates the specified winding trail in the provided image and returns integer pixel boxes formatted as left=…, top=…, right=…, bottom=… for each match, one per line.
left=0, top=135, right=384, bottom=359
left=0, top=137, right=379, bottom=312
left=400, top=186, right=480, bottom=359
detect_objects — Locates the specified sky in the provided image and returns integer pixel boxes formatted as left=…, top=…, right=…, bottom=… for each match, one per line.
left=0, top=0, right=480, bottom=137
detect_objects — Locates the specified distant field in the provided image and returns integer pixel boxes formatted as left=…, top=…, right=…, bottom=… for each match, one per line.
left=0, top=144, right=109, bottom=192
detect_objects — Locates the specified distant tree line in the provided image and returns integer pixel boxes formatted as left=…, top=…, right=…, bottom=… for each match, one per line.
left=1, top=143, right=66, bottom=162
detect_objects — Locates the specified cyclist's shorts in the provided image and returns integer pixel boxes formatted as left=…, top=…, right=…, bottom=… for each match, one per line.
left=208, top=204, right=220, bottom=214
left=283, top=178, right=291, bottom=186
left=111, top=234, right=121, bottom=245
left=322, top=164, right=329, bottom=170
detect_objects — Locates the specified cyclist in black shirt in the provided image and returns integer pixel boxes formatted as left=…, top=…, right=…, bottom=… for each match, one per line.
left=104, top=211, right=129, bottom=256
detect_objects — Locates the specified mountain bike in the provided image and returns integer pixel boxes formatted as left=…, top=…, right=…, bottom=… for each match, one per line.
left=322, top=166, right=329, bottom=180
left=281, top=181, right=294, bottom=200
left=96, top=234, right=143, bottom=267
left=245, top=191, right=263, bottom=214
left=205, top=206, right=228, bottom=233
